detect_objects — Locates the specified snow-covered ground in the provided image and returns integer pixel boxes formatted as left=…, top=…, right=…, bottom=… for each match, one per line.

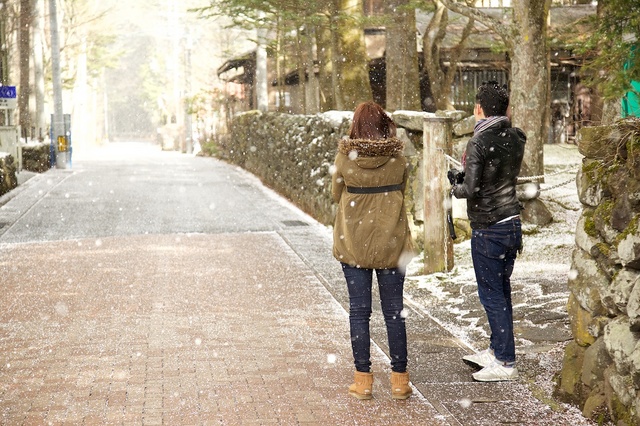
left=405, top=143, right=594, bottom=422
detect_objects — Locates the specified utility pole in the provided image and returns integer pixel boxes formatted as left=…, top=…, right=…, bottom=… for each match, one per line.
left=49, top=0, right=66, bottom=168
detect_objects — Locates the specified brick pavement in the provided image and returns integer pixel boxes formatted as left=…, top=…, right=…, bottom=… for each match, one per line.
left=0, top=232, right=446, bottom=425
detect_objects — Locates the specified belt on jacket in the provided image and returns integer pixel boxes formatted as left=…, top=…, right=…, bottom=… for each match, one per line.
left=346, top=184, right=403, bottom=194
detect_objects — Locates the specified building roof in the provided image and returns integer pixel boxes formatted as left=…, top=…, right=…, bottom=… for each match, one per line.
left=217, top=50, right=256, bottom=82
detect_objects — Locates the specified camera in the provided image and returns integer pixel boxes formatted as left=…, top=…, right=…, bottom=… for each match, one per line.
left=447, top=169, right=465, bottom=185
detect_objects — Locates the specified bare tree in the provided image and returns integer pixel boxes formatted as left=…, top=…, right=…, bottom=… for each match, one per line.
left=439, top=0, right=552, bottom=177
left=422, top=0, right=474, bottom=111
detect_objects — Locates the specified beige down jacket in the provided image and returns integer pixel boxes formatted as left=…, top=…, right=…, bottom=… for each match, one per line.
left=332, top=137, right=415, bottom=269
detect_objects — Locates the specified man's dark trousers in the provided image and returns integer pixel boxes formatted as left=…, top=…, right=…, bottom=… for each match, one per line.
left=470, top=217, right=522, bottom=364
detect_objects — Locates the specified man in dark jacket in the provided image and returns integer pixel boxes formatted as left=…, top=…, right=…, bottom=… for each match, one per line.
left=450, top=81, right=526, bottom=382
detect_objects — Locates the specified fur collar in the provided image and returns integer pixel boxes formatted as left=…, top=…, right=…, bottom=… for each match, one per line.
left=338, top=138, right=404, bottom=157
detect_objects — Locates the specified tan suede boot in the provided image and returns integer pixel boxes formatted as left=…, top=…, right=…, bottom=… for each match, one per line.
left=348, top=371, right=374, bottom=400
left=391, top=371, right=412, bottom=400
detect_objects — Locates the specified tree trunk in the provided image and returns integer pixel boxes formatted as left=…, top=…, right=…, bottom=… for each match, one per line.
left=295, top=30, right=307, bottom=113
left=423, top=2, right=449, bottom=110
left=275, top=17, right=287, bottom=112
left=305, top=26, right=320, bottom=114
left=385, top=0, right=420, bottom=111
left=335, top=0, right=372, bottom=110
left=316, top=16, right=335, bottom=111
left=438, top=0, right=550, bottom=177
left=19, top=0, right=31, bottom=139
left=330, top=3, right=344, bottom=110
left=0, top=0, right=8, bottom=85
left=294, top=31, right=307, bottom=114
left=423, top=1, right=474, bottom=111
left=32, top=0, right=45, bottom=140
left=510, top=0, right=551, bottom=178
left=255, top=18, right=269, bottom=112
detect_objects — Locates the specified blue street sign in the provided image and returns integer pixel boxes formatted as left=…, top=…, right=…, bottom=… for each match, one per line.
left=0, top=86, right=17, bottom=109
left=0, top=86, right=16, bottom=98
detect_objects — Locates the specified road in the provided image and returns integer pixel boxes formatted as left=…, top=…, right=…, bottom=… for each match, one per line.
left=0, top=141, right=592, bottom=425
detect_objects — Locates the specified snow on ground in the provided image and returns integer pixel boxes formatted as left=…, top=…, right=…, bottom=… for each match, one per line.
left=407, top=144, right=582, bottom=348
left=404, top=143, right=596, bottom=423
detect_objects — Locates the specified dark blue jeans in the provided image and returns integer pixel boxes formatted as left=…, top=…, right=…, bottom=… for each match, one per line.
left=471, top=218, right=522, bottom=364
left=341, top=263, right=408, bottom=373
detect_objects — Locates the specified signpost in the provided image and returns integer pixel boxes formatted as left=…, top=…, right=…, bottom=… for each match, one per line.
left=0, top=85, right=21, bottom=170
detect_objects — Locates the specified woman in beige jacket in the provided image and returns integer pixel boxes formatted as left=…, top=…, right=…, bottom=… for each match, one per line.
left=332, top=101, right=415, bottom=400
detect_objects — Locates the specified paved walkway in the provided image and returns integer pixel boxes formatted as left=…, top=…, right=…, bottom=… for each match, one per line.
left=0, top=233, right=444, bottom=425
left=0, top=142, right=594, bottom=425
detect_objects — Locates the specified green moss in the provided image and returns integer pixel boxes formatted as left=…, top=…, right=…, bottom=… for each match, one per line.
left=609, top=394, right=636, bottom=426
left=615, top=213, right=640, bottom=245
left=583, top=158, right=624, bottom=193
left=594, top=242, right=611, bottom=257
left=594, top=199, right=615, bottom=224
left=583, top=159, right=610, bottom=181
left=584, top=210, right=599, bottom=238
left=606, top=162, right=621, bottom=173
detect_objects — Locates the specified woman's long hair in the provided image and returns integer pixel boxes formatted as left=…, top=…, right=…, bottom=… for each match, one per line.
left=349, top=101, right=397, bottom=140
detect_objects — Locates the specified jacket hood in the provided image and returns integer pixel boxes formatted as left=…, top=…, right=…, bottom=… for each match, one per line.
left=338, top=138, right=404, bottom=157
left=338, top=138, right=405, bottom=169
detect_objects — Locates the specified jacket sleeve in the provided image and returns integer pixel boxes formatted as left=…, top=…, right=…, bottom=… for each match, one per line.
left=452, top=138, right=483, bottom=200
left=331, top=154, right=344, bottom=203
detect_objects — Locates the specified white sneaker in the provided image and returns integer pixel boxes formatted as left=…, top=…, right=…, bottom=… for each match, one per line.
left=472, top=360, right=519, bottom=382
left=462, top=349, right=496, bottom=369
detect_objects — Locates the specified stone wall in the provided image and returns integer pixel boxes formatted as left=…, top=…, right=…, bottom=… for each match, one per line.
left=218, top=109, right=554, bottom=250
left=217, top=109, right=473, bottom=248
left=218, top=110, right=350, bottom=226
left=0, top=153, right=17, bottom=197
left=557, top=118, right=640, bottom=425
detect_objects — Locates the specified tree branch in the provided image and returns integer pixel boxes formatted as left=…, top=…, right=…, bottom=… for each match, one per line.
left=445, top=14, right=474, bottom=87
left=424, top=1, right=446, bottom=71
left=438, top=0, right=512, bottom=46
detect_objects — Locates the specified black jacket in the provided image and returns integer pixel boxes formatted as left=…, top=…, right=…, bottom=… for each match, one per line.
left=452, top=119, right=526, bottom=229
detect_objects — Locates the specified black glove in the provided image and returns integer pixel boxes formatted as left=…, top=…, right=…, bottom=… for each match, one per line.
left=447, top=169, right=465, bottom=185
